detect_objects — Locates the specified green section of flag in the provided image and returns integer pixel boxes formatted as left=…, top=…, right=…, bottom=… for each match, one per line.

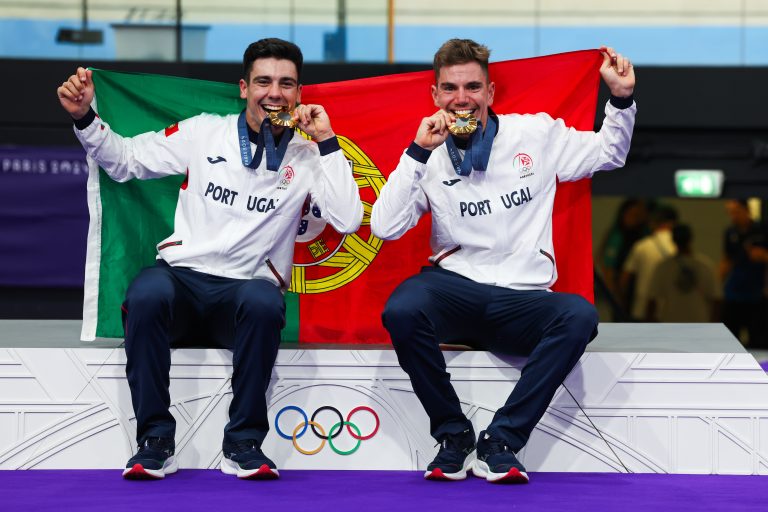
left=91, top=69, right=301, bottom=342
left=281, top=291, right=300, bottom=343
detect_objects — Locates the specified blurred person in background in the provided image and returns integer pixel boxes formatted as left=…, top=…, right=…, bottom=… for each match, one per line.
left=621, top=205, right=678, bottom=321
left=646, top=224, right=719, bottom=322
left=599, top=198, right=650, bottom=313
left=720, top=200, right=768, bottom=348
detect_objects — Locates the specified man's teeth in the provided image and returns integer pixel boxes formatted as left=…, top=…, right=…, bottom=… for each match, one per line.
left=453, top=109, right=474, bottom=115
left=262, top=105, right=283, bottom=112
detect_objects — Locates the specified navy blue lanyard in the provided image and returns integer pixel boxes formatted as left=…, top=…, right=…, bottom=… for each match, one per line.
left=444, top=115, right=497, bottom=176
left=237, top=110, right=294, bottom=171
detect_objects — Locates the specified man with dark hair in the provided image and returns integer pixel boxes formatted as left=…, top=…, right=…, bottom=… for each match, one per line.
left=57, top=38, right=363, bottom=480
left=371, top=39, right=635, bottom=483
left=243, top=37, right=304, bottom=82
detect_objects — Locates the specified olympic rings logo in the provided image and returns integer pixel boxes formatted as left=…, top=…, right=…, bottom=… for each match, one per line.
left=275, top=405, right=380, bottom=456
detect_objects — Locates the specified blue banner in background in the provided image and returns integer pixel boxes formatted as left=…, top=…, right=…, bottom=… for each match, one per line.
left=0, top=146, right=89, bottom=287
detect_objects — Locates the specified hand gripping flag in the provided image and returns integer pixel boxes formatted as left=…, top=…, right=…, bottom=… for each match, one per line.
left=81, top=49, right=602, bottom=343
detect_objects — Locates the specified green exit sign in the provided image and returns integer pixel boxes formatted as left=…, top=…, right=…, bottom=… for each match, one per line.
left=674, top=170, right=724, bottom=198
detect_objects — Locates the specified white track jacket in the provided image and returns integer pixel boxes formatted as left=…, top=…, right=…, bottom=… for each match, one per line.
left=371, top=100, right=636, bottom=290
left=75, top=112, right=363, bottom=288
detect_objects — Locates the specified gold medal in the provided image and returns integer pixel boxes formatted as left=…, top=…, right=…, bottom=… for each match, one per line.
left=448, top=112, right=477, bottom=135
left=267, top=107, right=296, bottom=128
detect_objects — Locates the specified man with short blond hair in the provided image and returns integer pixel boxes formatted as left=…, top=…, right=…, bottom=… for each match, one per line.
left=372, top=39, right=636, bottom=483
left=432, top=38, right=491, bottom=79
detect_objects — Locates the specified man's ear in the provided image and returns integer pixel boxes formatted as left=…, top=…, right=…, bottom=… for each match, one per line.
left=487, top=81, right=495, bottom=107
left=239, top=78, right=248, bottom=100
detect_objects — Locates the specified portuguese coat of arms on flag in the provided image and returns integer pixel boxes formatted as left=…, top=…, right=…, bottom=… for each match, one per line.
left=81, top=49, right=602, bottom=344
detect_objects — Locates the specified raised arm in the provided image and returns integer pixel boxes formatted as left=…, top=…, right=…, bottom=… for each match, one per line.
left=599, top=46, right=635, bottom=99
left=370, top=112, right=450, bottom=240
left=57, top=67, right=191, bottom=182
left=57, top=66, right=95, bottom=120
left=544, top=46, right=637, bottom=182
left=371, top=110, right=455, bottom=240
left=301, top=103, right=363, bottom=234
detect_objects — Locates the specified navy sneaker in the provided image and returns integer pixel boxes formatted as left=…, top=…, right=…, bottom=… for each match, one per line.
left=424, top=428, right=476, bottom=481
left=122, top=437, right=177, bottom=480
left=221, top=439, right=279, bottom=479
left=472, top=430, right=529, bottom=483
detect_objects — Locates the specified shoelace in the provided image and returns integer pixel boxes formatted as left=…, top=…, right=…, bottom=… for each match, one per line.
left=229, top=439, right=261, bottom=454
left=483, top=435, right=511, bottom=455
left=434, top=431, right=473, bottom=455
left=143, top=437, right=160, bottom=448
left=138, top=437, right=173, bottom=455
left=480, top=435, right=525, bottom=471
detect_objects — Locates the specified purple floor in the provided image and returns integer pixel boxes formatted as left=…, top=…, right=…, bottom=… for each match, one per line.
left=1, top=470, right=765, bottom=511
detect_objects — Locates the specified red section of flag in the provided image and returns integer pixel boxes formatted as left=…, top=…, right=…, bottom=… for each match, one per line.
left=180, top=168, right=189, bottom=190
left=299, top=50, right=602, bottom=344
left=165, top=123, right=179, bottom=137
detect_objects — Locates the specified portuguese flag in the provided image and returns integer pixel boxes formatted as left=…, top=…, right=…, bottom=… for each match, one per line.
left=81, top=49, right=602, bottom=343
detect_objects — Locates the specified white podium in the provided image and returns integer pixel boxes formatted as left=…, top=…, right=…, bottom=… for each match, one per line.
left=1, top=321, right=766, bottom=474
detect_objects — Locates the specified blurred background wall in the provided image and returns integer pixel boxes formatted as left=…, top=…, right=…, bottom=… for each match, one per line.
left=1, top=1, right=767, bottom=347
left=2, top=1, right=768, bottom=64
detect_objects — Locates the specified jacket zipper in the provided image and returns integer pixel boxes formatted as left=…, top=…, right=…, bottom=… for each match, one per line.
left=432, top=245, right=462, bottom=266
left=265, top=258, right=286, bottom=288
left=539, top=248, right=555, bottom=280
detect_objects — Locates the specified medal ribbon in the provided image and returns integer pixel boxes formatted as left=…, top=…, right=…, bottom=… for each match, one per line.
left=444, top=115, right=497, bottom=176
left=237, top=110, right=294, bottom=171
